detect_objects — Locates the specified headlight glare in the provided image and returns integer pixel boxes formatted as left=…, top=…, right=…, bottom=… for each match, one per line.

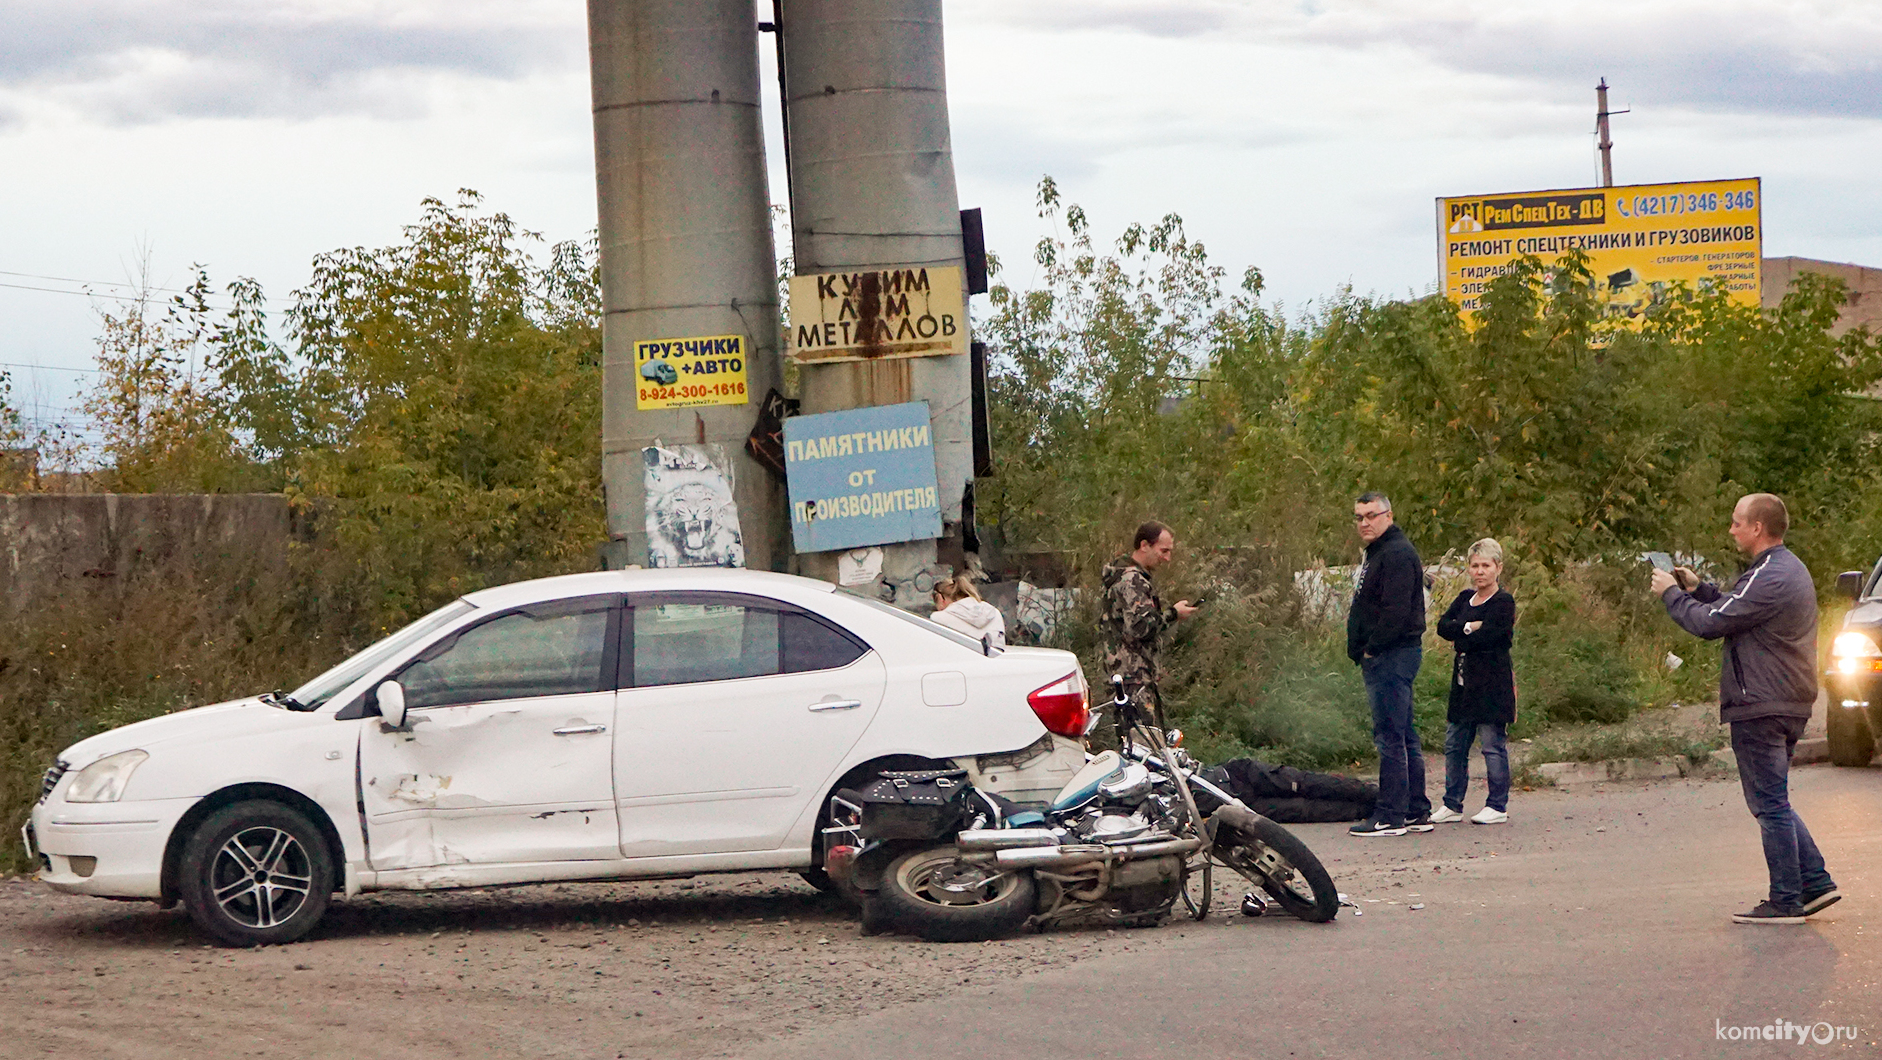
left=1831, top=632, right=1881, bottom=659
left=65, top=750, right=148, bottom=803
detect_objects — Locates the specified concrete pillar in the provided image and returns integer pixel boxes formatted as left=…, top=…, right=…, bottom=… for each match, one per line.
left=587, top=0, right=787, bottom=570
left=778, top=0, right=972, bottom=590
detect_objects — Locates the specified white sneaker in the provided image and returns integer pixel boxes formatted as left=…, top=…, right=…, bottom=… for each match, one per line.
left=1428, top=806, right=1465, bottom=823
left=1470, top=807, right=1508, bottom=825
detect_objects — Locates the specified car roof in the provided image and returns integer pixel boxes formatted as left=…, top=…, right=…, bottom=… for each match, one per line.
left=461, top=568, right=840, bottom=611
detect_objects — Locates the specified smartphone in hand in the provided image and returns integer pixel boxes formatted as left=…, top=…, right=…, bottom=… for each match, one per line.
left=1646, top=551, right=1674, bottom=572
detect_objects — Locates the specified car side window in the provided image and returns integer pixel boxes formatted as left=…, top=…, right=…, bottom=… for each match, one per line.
left=628, top=595, right=866, bottom=687
left=783, top=611, right=867, bottom=672
left=398, top=604, right=611, bottom=709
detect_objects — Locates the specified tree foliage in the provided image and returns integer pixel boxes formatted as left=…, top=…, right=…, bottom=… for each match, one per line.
left=77, top=191, right=605, bottom=623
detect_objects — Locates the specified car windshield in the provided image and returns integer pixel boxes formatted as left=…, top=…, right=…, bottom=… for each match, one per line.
left=288, top=600, right=477, bottom=710
left=838, top=589, right=990, bottom=653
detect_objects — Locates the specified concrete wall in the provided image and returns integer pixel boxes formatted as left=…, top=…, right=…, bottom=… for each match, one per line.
left=1762, top=257, right=1882, bottom=336
left=0, top=494, right=294, bottom=611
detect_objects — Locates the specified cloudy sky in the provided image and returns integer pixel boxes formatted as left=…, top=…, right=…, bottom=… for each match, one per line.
left=4, top=0, right=1880, bottom=431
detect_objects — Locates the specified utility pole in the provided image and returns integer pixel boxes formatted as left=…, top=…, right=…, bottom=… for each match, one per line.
left=1595, top=78, right=1627, bottom=188
left=778, top=0, right=973, bottom=599
left=586, top=0, right=788, bottom=571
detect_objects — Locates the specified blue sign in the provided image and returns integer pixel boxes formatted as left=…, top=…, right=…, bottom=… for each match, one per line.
left=784, top=401, right=942, bottom=553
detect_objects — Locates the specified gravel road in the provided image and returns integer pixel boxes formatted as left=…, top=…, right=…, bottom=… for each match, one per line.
left=0, top=857, right=1286, bottom=1059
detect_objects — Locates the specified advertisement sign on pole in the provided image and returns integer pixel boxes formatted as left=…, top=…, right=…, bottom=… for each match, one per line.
left=634, top=335, right=750, bottom=410
left=787, top=266, right=968, bottom=362
left=784, top=401, right=942, bottom=553
left=1437, top=178, right=1762, bottom=323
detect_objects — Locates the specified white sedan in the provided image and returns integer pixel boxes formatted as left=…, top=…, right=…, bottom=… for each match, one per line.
left=26, top=569, right=1092, bottom=946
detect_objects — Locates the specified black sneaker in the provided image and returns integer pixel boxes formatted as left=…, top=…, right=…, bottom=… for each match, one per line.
left=1799, top=888, right=1842, bottom=916
left=1403, top=814, right=1435, bottom=833
left=1349, top=819, right=1408, bottom=837
left=1732, top=900, right=1805, bottom=925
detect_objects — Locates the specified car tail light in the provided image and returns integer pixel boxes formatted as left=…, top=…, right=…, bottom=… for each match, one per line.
left=1028, top=672, right=1090, bottom=737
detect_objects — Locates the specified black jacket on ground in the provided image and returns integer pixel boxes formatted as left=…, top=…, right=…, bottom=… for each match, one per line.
left=1202, top=759, right=1379, bottom=823
left=1435, top=588, right=1517, bottom=725
left=1347, top=524, right=1426, bottom=663
left=1662, top=544, right=1818, bottom=723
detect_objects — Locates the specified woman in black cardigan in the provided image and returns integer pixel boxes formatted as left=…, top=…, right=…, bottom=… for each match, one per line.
left=1431, top=538, right=1517, bottom=825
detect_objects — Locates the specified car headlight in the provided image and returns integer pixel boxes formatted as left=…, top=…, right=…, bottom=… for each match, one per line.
left=1832, top=632, right=1882, bottom=674
left=65, top=750, right=148, bottom=803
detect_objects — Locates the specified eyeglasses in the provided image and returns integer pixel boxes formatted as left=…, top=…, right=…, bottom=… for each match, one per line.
left=1353, top=510, right=1390, bottom=523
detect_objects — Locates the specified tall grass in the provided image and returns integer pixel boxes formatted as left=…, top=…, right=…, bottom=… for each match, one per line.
left=0, top=549, right=369, bottom=871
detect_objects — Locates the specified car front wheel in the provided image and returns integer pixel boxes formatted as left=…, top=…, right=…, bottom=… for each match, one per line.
left=1827, top=705, right=1877, bottom=767
left=178, top=801, right=335, bottom=947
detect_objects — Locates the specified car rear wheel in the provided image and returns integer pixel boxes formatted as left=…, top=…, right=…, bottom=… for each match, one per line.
left=179, top=801, right=334, bottom=947
left=1827, top=704, right=1877, bottom=767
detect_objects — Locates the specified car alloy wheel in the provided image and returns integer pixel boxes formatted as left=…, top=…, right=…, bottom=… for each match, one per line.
left=211, top=825, right=314, bottom=929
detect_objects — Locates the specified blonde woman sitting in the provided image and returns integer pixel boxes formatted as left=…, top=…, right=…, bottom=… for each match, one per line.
left=930, top=575, right=1007, bottom=649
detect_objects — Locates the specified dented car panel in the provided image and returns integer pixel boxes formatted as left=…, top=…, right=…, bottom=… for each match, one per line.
left=358, top=691, right=619, bottom=870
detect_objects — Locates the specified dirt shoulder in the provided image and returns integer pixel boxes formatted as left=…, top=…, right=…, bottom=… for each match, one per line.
left=0, top=867, right=1263, bottom=1060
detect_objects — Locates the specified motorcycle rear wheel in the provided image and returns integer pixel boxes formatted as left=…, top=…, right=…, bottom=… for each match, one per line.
left=878, top=845, right=1037, bottom=943
left=1217, top=816, right=1339, bottom=923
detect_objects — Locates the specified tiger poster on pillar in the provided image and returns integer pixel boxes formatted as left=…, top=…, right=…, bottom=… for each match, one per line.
left=787, top=266, right=968, bottom=362
left=634, top=334, right=750, bottom=410
left=783, top=402, right=943, bottom=554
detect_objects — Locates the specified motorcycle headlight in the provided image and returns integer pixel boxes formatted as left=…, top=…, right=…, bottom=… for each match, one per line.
left=65, top=750, right=148, bottom=803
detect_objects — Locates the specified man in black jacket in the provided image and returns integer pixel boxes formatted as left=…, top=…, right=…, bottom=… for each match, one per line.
left=1653, top=493, right=1838, bottom=924
left=1347, top=491, right=1433, bottom=836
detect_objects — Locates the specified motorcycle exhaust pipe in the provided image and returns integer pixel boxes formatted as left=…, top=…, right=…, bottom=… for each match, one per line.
left=1132, top=837, right=1202, bottom=857
left=994, top=844, right=1108, bottom=869
left=992, top=835, right=1201, bottom=870
left=957, top=828, right=1062, bottom=852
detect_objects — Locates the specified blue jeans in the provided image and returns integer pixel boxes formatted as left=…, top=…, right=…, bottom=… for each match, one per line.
left=1730, top=715, right=1835, bottom=908
left=1443, top=721, right=1509, bottom=813
left=1362, top=645, right=1429, bottom=826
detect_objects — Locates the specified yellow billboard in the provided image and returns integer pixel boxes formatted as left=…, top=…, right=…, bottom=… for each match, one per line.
left=633, top=334, right=750, bottom=410
left=1438, top=177, right=1761, bottom=323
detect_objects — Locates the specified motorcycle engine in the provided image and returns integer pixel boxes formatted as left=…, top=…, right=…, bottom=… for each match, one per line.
left=1068, top=808, right=1152, bottom=842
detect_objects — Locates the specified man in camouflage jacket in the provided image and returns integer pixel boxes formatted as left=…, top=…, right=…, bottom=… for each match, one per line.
left=1100, top=521, right=1197, bottom=730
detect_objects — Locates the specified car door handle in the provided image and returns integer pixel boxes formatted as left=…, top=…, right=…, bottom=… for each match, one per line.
left=807, top=699, right=863, bottom=712
left=553, top=724, right=608, bottom=736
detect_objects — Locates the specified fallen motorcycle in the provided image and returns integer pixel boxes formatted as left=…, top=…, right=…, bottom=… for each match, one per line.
left=825, top=677, right=1340, bottom=942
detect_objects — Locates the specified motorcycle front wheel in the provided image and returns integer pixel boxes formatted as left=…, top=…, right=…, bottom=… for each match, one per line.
left=1217, top=816, right=1340, bottom=923
left=877, top=845, right=1037, bottom=943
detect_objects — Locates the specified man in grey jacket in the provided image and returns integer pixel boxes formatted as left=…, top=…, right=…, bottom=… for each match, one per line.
left=1652, top=493, right=1839, bottom=924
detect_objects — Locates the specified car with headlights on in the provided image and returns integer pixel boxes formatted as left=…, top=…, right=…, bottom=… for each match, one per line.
left=1826, top=563, right=1882, bottom=766
left=25, top=569, right=1093, bottom=946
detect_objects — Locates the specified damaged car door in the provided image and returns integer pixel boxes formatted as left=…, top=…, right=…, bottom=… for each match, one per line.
left=614, top=593, right=886, bottom=857
left=358, top=597, right=621, bottom=871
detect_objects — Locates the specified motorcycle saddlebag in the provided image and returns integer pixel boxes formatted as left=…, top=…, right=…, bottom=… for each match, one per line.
left=849, top=768, right=973, bottom=840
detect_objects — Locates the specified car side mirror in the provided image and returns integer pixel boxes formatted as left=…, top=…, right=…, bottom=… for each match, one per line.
left=376, top=680, right=408, bottom=729
left=1838, top=571, right=1865, bottom=601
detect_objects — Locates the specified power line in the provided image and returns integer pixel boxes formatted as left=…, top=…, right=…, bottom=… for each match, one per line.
left=0, top=268, right=210, bottom=297
left=0, top=360, right=99, bottom=374
left=0, top=280, right=232, bottom=309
